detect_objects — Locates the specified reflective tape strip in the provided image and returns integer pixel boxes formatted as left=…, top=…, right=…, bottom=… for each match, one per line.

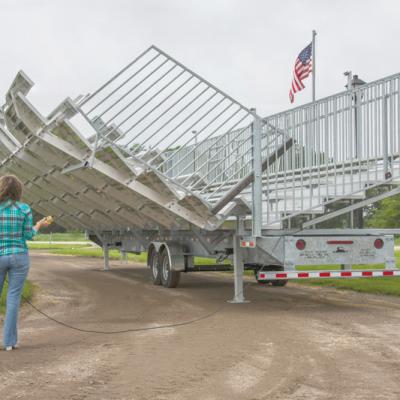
left=257, top=270, right=400, bottom=280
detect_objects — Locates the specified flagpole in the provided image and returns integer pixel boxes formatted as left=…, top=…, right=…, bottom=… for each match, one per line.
left=312, top=30, right=317, bottom=102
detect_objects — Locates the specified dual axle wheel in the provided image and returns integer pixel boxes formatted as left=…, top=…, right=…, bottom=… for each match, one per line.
left=149, top=247, right=180, bottom=288
left=149, top=248, right=287, bottom=289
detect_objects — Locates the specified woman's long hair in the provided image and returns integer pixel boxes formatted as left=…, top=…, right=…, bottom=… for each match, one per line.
left=0, top=175, right=23, bottom=203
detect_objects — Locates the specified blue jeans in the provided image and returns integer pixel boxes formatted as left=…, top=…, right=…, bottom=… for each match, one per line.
left=0, top=252, right=30, bottom=348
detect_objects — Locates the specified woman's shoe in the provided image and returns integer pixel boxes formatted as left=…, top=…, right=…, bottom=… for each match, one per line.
left=12, top=345, right=18, bottom=349
left=5, top=346, right=12, bottom=351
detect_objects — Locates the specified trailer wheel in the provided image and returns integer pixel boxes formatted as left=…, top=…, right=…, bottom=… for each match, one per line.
left=160, top=248, right=181, bottom=288
left=271, top=280, right=288, bottom=287
left=149, top=248, right=161, bottom=285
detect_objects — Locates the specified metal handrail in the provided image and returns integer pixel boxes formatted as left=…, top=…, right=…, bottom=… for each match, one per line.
left=259, top=73, right=400, bottom=225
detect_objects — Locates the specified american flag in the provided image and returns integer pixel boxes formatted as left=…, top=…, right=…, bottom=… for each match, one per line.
left=289, top=43, right=313, bottom=103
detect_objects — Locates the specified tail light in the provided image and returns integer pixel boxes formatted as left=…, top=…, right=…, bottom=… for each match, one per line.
left=296, top=239, right=306, bottom=250
left=374, top=238, right=384, bottom=249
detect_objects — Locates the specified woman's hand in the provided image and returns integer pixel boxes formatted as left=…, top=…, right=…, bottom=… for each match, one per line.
left=34, top=216, right=53, bottom=231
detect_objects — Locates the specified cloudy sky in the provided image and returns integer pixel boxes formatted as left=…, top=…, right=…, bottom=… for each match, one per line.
left=1, top=0, right=399, bottom=117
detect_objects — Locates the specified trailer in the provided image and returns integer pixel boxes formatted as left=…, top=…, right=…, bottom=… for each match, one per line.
left=1, top=45, right=400, bottom=302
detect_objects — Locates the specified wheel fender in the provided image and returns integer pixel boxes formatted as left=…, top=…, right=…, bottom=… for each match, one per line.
left=159, top=243, right=185, bottom=272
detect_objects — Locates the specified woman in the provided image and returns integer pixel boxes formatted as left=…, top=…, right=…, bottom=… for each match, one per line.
left=0, top=175, right=51, bottom=351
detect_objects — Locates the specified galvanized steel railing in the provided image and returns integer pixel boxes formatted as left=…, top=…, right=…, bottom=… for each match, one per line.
left=262, top=73, right=400, bottom=227
left=162, top=123, right=286, bottom=194
left=76, top=45, right=258, bottom=197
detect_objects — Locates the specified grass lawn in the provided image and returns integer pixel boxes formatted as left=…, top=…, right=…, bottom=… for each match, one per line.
left=29, top=244, right=148, bottom=263
left=28, top=242, right=90, bottom=250
left=34, top=232, right=88, bottom=242
left=27, top=242, right=229, bottom=265
left=296, top=277, right=400, bottom=296
left=0, top=280, right=34, bottom=316
left=29, top=243, right=91, bottom=250
left=51, top=247, right=148, bottom=263
left=292, top=253, right=400, bottom=296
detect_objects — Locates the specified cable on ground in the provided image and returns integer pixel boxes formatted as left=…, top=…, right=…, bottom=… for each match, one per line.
left=5, top=278, right=253, bottom=335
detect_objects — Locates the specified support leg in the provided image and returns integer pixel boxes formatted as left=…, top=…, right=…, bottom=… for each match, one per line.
left=103, top=245, right=110, bottom=271
left=120, top=250, right=128, bottom=264
left=229, top=234, right=249, bottom=304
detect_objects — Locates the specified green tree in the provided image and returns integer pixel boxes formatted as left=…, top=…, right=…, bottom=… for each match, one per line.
left=365, top=193, right=400, bottom=228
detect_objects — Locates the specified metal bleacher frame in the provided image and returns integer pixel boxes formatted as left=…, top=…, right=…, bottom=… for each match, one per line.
left=1, top=46, right=400, bottom=302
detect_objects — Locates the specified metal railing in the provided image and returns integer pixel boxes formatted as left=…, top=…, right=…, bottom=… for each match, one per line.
left=76, top=45, right=400, bottom=229
left=162, top=123, right=285, bottom=191
left=262, top=73, right=400, bottom=226
left=77, top=45, right=257, bottom=196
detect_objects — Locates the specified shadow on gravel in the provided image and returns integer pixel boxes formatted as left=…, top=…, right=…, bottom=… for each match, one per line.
left=82, top=264, right=372, bottom=318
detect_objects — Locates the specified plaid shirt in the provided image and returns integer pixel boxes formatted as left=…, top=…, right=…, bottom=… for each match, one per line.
left=0, top=200, right=37, bottom=256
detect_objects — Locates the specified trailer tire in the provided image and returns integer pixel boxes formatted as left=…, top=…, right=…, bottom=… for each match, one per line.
left=271, top=280, right=288, bottom=287
left=148, top=247, right=162, bottom=285
left=160, top=248, right=181, bottom=288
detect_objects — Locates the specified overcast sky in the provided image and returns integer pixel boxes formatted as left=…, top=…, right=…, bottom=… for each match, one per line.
left=1, top=0, right=400, bottom=117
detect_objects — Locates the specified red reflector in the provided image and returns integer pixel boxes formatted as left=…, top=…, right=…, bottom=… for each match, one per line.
left=259, top=273, right=266, bottom=279
left=383, top=270, right=394, bottom=276
left=296, top=239, right=306, bottom=250
left=276, top=273, right=287, bottom=278
left=298, top=272, right=309, bottom=278
left=341, top=271, right=352, bottom=277
left=374, top=239, right=384, bottom=249
left=241, top=240, right=255, bottom=248
left=319, top=272, right=331, bottom=277
left=327, top=240, right=354, bottom=245
left=362, top=271, right=373, bottom=276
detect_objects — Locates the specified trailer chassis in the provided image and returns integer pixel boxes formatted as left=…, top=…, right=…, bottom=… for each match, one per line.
left=90, top=227, right=400, bottom=303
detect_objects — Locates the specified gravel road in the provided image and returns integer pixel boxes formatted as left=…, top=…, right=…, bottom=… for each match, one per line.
left=1, top=252, right=400, bottom=400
